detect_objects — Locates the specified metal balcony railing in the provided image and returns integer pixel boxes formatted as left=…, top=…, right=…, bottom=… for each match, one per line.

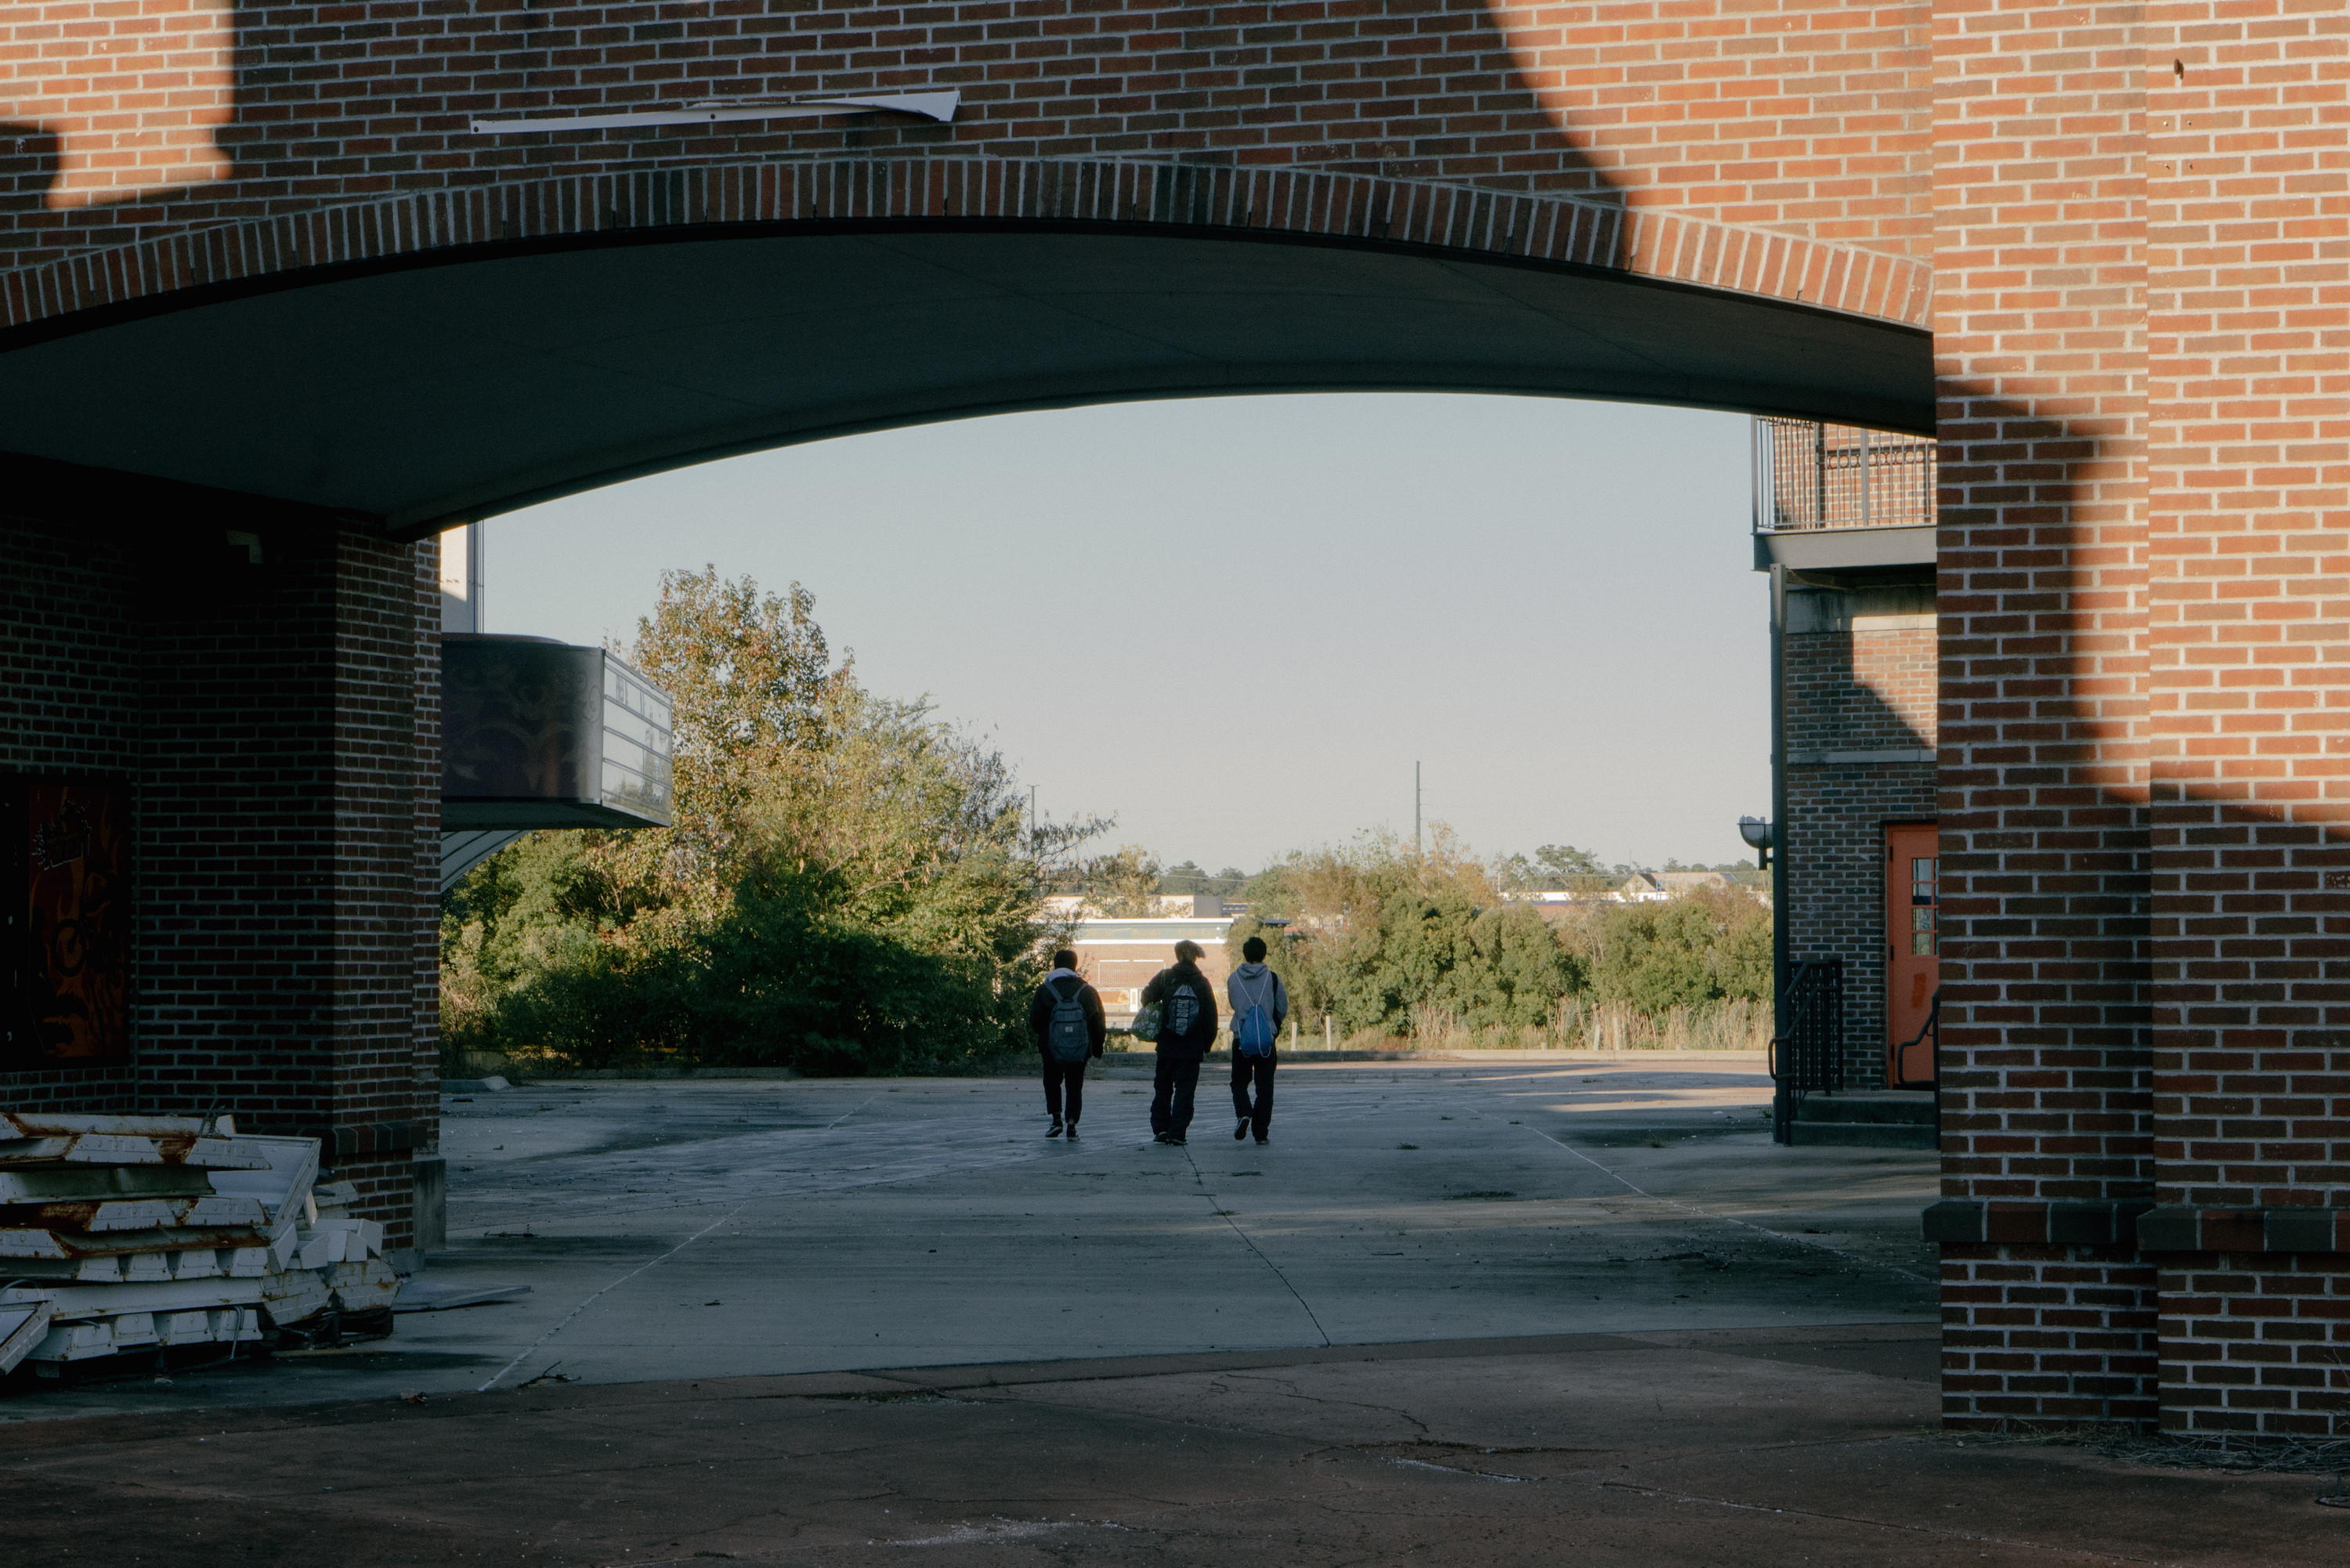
left=1753, top=417, right=1936, bottom=534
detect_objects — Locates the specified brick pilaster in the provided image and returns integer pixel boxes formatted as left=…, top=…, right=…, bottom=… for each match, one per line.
left=1932, top=0, right=2158, bottom=1427
left=2142, top=0, right=2350, bottom=1437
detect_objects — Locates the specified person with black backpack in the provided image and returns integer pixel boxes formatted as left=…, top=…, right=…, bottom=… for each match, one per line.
left=1225, top=935, right=1288, bottom=1144
left=1028, top=948, right=1105, bottom=1139
left=1137, top=939, right=1218, bottom=1145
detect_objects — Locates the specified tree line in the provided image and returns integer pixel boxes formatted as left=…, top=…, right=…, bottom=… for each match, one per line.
left=1213, top=830, right=1771, bottom=1050
left=442, top=573, right=1771, bottom=1075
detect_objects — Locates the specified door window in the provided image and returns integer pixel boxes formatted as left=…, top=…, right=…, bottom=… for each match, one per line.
left=1911, top=857, right=1937, bottom=956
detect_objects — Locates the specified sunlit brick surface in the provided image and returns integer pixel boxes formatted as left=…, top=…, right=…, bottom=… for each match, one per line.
left=0, top=0, right=1936, bottom=270
left=1930, top=0, right=2157, bottom=1425
left=2140, top=0, right=2350, bottom=1436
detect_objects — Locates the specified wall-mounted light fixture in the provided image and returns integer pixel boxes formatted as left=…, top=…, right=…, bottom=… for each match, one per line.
left=1737, top=815, right=1773, bottom=872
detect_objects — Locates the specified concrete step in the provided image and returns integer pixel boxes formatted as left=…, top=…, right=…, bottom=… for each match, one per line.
left=1789, top=1091, right=1937, bottom=1150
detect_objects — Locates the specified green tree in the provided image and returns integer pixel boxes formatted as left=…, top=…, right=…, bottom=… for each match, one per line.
left=1081, top=845, right=1163, bottom=916
left=1575, top=887, right=1773, bottom=1013
left=442, top=572, right=1105, bottom=1074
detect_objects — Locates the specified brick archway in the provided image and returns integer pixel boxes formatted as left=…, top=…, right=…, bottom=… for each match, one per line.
left=0, top=155, right=1932, bottom=533
left=1, top=157, right=1932, bottom=341
left=4, top=0, right=2345, bottom=1442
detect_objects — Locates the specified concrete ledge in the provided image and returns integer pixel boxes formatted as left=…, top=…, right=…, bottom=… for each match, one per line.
left=2135, top=1205, right=2350, bottom=1254
left=1919, top=1200, right=2350, bottom=1252
left=1922, top=1200, right=2153, bottom=1247
left=1786, top=748, right=1936, bottom=766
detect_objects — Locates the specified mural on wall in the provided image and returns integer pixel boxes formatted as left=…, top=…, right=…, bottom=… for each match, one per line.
left=5, top=777, right=130, bottom=1068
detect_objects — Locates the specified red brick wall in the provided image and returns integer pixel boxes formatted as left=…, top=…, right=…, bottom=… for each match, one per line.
left=2142, top=0, right=2350, bottom=1438
left=2, top=0, right=1935, bottom=275
left=0, top=500, right=432, bottom=1248
left=1783, top=591, right=1937, bottom=1086
left=0, top=517, right=140, bottom=1114
left=414, top=540, right=443, bottom=1162
left=7, top=0, right=2346, bottom=1429
left=1929, top=0, right=2157, bottom=1428
left=136, top=523, right=342, bottom=1128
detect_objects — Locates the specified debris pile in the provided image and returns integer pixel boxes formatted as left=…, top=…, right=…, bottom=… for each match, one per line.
left=0, top=1111, right=399, bottom=1382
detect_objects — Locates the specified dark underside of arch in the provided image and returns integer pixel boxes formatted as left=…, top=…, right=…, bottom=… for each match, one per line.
left=0, top=221, right=1932, bottom=535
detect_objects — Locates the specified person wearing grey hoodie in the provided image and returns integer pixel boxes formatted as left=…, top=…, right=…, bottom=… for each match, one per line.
left=1225, top=936, right=1288, bottom=1144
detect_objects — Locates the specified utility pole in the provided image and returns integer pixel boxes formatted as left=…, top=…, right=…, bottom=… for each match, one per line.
left=1414, top=762, right=1422, bottom=857
left=1029, top=785, right=1037, bottom=846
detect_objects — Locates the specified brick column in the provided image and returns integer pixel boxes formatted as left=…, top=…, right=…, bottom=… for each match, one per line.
left=2142, top=0, right=2350, bottom=1438
left=1930, top=0, right=2159, bottom=1427
left=135, top=520, right=432, bottom=1252
left=323, top=530, right=433, bottom=1252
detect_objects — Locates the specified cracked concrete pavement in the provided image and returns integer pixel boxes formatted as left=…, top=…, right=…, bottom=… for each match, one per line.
left=15, top=1058, right=1939, bottom=1413
left=2, top=1331, right=2337, bottom=1564
left=5, top=1059, right=2334, bottom=1562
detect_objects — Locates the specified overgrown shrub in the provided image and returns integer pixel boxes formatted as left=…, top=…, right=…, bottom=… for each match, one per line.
left=1224, top=832, right=1770, bottom=1051
left=439, top=571, right=1097, bottom=1075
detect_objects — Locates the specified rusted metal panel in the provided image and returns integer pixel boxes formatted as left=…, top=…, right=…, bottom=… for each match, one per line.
left=0, top=1223, right=270, bottom=1259
left=0, top=1195, right=269, bottom=1231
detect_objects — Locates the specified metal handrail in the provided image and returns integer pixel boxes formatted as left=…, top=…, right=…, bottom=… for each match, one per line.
left=1890, top=988, right=1939, bottom=1091
left=1770, top=957, right=1844, bottom=1143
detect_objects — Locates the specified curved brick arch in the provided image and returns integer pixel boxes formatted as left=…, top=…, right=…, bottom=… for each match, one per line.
left=1, top=157, right=1932, bottom=338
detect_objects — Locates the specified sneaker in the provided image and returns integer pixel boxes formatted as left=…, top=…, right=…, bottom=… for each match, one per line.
left=1168, top=1136, right=1188, bottom=1146
left=1152, top=1133, right=1172, bottom=1144
left=1254, top=1135, right=1269, bottom=1145
left=1065, top=1124, right=1080, bottom=1140
left=1047, top=1121, right=1064, bottom=1139
left=1235, top=1117, right=1250, bottom=1140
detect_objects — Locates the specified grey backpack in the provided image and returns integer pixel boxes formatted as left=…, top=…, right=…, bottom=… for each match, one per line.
left=1045, top=977, right=1091, bottom=1063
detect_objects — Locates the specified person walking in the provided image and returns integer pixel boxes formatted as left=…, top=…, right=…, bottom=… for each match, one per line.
left=1226, top=935, right=1287, bottom=1144
left=1028, top=948, right=1104, bottom=1140
left=1140, top=939, right=1217, bottom=1145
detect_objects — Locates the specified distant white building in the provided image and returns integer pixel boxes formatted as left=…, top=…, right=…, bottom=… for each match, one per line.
left=1040, top=892, right=1229, bottom=919
left=1616, top=871, right=1737, bottom=902
left=1035, top=914, right=1235, bottom=1026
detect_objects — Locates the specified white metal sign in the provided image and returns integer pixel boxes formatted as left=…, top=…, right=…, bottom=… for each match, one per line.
left=470, top=90, right=960, bottom=136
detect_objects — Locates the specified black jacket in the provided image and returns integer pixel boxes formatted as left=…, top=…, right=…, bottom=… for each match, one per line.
left=1028, top=973, right=1107, bottom=1057
left=1140, top=962, right=1219, bottom=1060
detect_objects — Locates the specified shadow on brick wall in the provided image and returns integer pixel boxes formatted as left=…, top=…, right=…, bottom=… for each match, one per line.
left=1, top=125, right=59, bottom=215
left=5, top=0, right=1627, bottom=263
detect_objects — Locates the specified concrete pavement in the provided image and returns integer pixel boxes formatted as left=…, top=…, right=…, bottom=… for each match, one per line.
left=13, top=1058, right=1939, bottom=1413
left=5, top=1059, right=2341, bottom=1563
left=4, top=1328, right=2340, bottom=1565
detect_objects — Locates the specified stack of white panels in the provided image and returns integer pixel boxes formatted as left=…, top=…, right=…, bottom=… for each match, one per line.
left=0, top=1113, right=280, bottom=1371
left=1, top=1112, right=402, bottom=1377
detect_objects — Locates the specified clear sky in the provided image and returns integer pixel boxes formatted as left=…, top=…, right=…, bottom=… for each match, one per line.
left=486, top=393, right=1769, bottom=874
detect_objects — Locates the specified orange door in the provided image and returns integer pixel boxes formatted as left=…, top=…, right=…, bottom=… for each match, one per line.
left=1885, top=822, right=1940, bottom=1086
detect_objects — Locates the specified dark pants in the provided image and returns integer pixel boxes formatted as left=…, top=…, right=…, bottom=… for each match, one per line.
left=1231, top=1051, right=1275, bottom=1137
left=1041, top=1053, right=1086, bottom=1124
left=1150, top=1053, right=1202, bottom=1139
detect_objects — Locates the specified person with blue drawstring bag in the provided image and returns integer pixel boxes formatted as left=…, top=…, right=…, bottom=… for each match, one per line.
left=1225, top=935, right=1288, bottom=1144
